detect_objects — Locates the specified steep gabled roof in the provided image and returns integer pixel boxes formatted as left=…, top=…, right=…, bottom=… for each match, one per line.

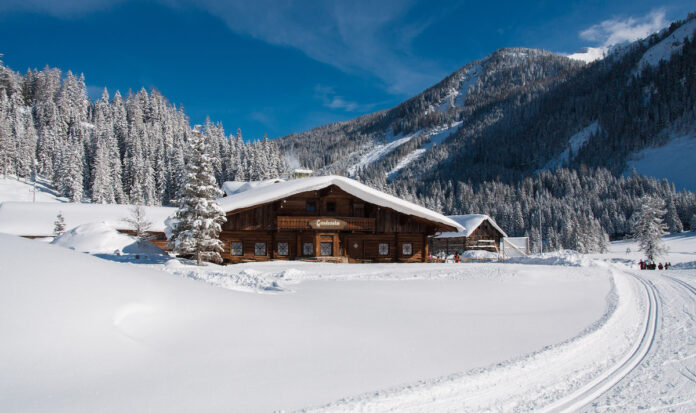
left=217, top=175, right=464, bottom=231
left=434, top=214, right=507, bottom=238
left=0, top=202, right=175, bottom=236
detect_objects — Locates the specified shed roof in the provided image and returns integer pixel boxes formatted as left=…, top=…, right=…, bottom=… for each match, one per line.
left=434, top=214, right=507, bottom=238
left=217, top=175, right=464, bottom=231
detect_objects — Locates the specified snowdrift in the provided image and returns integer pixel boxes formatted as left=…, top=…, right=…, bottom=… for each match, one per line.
left=51, top=222, right=166, bottom=256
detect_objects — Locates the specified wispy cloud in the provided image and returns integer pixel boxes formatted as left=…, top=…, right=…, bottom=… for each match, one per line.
left=568, top=9, right=668, bottom=62
left=1, top=0, right=451, bottom=96
left=314, top=85, right=376, bottom=112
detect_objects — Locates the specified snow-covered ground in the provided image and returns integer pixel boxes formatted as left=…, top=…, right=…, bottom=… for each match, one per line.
left=0, top=176, right=66, bottom=203
left=1, top=231, right=695, bottom=411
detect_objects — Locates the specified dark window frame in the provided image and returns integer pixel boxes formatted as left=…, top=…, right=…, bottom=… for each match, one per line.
left=230, top=241, right=243, bottom=256
left=254, top=242, right=267, bottom=256
left=306, top=201, right=317, bottom=212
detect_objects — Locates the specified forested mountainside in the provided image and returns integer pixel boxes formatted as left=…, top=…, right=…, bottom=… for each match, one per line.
left=280, top=14, right=696, bottom=187
left=0, top=65, right=286, bottom=205
left=275, top=13, right=696, bottom=251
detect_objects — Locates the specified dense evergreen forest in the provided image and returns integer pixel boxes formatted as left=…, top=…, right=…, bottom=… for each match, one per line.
left=0, top=61, right=286, bottom=205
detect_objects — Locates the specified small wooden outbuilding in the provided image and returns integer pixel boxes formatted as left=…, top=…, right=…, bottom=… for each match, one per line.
left=430, top=214, right=507, bottom=256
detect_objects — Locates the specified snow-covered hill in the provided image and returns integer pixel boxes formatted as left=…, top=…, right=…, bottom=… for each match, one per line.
left=635, top=17, right=696, bottom=74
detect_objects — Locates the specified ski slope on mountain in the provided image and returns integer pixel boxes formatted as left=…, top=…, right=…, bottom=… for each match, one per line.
left=626, top=132, right=696, bottom=192
left=543, top=121, right=600, bottom=170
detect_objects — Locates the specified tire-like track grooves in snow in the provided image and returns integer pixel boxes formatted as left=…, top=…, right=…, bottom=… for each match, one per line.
left=664, top=274, right=696, bottom=296
left=542, top=271, right=660, bottom=413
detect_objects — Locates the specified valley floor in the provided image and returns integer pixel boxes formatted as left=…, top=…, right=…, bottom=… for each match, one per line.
left=0, top=232, right=694, bottom=411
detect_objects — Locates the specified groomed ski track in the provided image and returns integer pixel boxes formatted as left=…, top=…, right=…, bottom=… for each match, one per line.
left=306, top=262, right=688, bottom=412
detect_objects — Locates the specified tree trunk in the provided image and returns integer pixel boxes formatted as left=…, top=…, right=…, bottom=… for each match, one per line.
left=197, top=250, right=202, bottom=266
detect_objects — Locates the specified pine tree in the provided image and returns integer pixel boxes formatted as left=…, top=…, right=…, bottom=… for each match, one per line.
left=168, top=126, right=227, bottom=265
left=631, top=196, right=668, bottom=261
left=54, top=212, right=66, bottom=236
left=664, top=198, right=683, bottom=233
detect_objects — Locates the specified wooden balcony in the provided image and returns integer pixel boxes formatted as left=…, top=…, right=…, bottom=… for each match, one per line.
left=277, top=216, right=375, bottom=231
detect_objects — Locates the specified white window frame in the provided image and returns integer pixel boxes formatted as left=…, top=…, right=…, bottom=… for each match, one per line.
left=378, top=243, right=389, bottom=256
left=277, top=242, right=289, bottom=256
left=254, top=242, right=267, bottom=256
left=402, top=242, right=413, bottom=256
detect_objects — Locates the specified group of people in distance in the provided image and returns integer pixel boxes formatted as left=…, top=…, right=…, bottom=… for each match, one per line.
left=639, top=260, right=671, bottom=270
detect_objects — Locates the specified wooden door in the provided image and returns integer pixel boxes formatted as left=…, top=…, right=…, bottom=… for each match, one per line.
left=346, top=237, right=363, bottom=261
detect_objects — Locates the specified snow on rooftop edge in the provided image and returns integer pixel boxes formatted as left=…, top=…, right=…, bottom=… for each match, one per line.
left=0, top=202, right=176, bottom=236
left=435, top=214, right=508, bottom=238
left=217, top=175, right=464, bottom=231
left=222, top=179, right=285, bottom=196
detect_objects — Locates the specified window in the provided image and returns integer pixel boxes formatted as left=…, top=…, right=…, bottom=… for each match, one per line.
left=230, top=242, right=243, bottom=256
left=320, top=242, right=333, bottom=256
left=303, top=242, right=314, bottom=256
left=326, top=201, right=336, bottom=213
left=378, top=243, right=389, bottom=256
left=306, top=201, right=316, bottom=212
left=402, top=243, right=413, bottom=256
left=277, top=242, right=289, bottom=256
left=254, top=242, right=267, bottom=256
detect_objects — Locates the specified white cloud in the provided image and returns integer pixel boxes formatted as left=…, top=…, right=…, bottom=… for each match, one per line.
left=568, top=9, right=668, bottom=63
left=314, top=85, right=375, bottom=112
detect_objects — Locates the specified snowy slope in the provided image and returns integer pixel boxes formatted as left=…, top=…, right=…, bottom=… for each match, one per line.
left=346, top=132, right=418, bottom=176
left=0, top=176, right=66, bottom=203
left=0, top=234, right=611, bottom=412
left=635, top=18, right=696, bottom=73
left=543, top=121, right=600, bottom=170
left=626, top=132, right=696, bottom=192
left=386, top=122, right=462, bottom=179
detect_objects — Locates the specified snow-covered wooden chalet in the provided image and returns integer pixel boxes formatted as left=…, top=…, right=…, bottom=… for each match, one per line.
left=216, top=175, right=463, bottom=263
left=430, top=214, right=507, bottom=255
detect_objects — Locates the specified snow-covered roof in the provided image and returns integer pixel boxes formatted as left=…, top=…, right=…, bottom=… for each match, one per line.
left=222, top=179, right=285, bottom=196
left=434, top=214, right=507, bottom=238
left=293, top=168, right=313, bottom=174
left=217, top=175, right=464, bottom=231
left=0, top=202, right=176, bottom=236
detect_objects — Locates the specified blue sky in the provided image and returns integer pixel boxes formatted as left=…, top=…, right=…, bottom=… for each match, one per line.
left=0, top=1, right=692, bottom=140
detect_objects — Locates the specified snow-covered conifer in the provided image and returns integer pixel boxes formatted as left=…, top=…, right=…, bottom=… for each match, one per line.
left=631, top=196, right=668, bottom=261
left=53, top=212, right=66, bottom=236
left=168, top=126, right=227, bottom=265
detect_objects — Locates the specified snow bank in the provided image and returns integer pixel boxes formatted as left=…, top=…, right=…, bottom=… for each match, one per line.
left=51, top=222, right=165, bottom=255
left=506, top=250, right=592, bottom=267
left=217, top=175, right=464, bottom=231
left=0, top=201, right=175, bottom=236
left=461, top=250, right=499, bottom=259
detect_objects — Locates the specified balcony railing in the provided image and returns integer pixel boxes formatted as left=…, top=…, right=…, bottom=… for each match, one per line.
left=277, top=216, right=375, bottom=231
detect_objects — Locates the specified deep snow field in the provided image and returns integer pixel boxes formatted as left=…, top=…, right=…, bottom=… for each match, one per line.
left=0, top=194, right=695, bottom=411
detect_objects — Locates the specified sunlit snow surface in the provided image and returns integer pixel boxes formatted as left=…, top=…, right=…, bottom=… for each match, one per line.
left=1, top=231, right=695, bottom=412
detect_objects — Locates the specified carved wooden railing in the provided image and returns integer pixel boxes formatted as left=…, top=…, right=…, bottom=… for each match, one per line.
left=277, top=216, right=375, bottom=231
